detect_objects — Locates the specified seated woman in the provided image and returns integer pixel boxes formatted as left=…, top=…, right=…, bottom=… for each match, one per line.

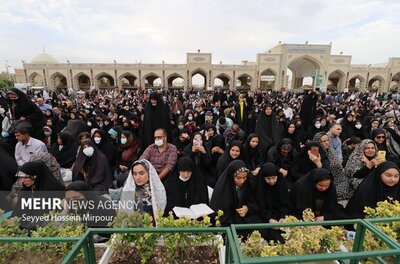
left=242, top=134, right=264, bottom=186
left=164, top=157, right=209, bottom=215
left=266, top=138, right=298, bottom=181
left=204, top=125, right=225, bottom=187
left=371, top=128, right=400, bottom=164
left=215, top=141, right=243, bottom=181
left=282, top=121, right=301, bottom=152
left=346, top=161, right=399, bottom=219
left=183, top=132, right=212, bottom=184
left=290, top=168, right=346, bottom=221
left=344, top=139, right=383, bottom=194
left=91, top=129, right=117, bottom=172
left=313, top=132, right=350, bottom=201
left=13, top=161, right=65, bottom=229
left=210, top=160, right=259, bottom=226
left=72, top=140, right=113, bottom=193
left=115, top=130, right=140, bottom=186
left=289, top=141, right=330, bottom=182
left=120, top=159, right=166, bottom=224
left=64, top=181, right=116, bottom=228
left=50, top=132, right=78, bottom=170
left=256, top=163, right=291, bottom=224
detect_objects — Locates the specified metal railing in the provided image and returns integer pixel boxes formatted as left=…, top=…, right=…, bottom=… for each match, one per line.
left=1, top=218, right=399, bottom=263
left=62, top=226, right=239, bottom=264
left=230, top=218, right=400, bottom=264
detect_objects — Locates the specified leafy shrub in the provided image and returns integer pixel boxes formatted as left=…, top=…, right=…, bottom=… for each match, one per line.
left=241, top=209, right=347, bottom=257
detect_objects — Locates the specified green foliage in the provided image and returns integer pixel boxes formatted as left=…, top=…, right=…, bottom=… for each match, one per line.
left=157, top=210, right=223, bottom=262
left=0, top=216, right=29, bottom=260
left=363, top=198, right=400, bottom=252
left=109, top=210, right=224, bottom=263
left=241, top=209, right=348, bottom=258
left=108, top=211, right=157, bottom=264
left=0, top=212, right=85, bottom=263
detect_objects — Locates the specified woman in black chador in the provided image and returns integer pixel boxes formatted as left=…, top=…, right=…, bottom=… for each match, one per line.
left=345, top=161, right=400, bottom=219
left=164, top=157, right=209, bottom=215
left=255, top=104, right=282, bottom=151
left=210, top=160, right=259, bottom=226
left=6, top=88, right=45, bottom=140
left=142, top=92, right=171, bottom=149
left=290, top=168, right=346, bottom=221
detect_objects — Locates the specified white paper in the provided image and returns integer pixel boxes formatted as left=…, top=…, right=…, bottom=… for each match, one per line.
left=173, top=203, right=214, bottom=219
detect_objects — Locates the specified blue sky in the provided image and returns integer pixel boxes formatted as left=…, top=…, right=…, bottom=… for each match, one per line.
left=1, top=0, right=400, bottom=72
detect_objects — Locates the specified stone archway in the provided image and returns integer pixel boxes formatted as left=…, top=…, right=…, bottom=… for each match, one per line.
left=348, top=75, right=365, bottom=91
left=259, top=69, right=276, bottom=89
left=29, top=72, right=44, bottom=86
left=390, top=72, right=400, bottom=90
left=236, top=74, right=252, bottom=89
left=119, top=73, right=137, bottom=88
left=167, top=73, right=185, bottom=88
left=144, top=73, right=162, bottom=88
left=75, top=73, right=91, bottom=90
left=368, top=75, right=385, bottom=91
left=214, top=73, right=231, bottom=89
left=287, top=56, right=321, bottom=89
left=95, top=72, right=115, bottom=89
left=328, top=70, right=346, bottom=91
left=51, top=72, right=67, bottom=90
left=191, top=68, right=207, bottom=89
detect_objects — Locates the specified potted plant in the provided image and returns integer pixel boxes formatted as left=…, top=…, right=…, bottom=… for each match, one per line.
left=100, top=210, right=226, bottom=264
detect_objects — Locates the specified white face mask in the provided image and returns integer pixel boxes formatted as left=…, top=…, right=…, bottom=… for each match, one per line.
left=94, top=137, right=101, bottom=144
left=315, top=123, right=321, bottom=129
left=0, top=108, right=5, bottom=115
left=121, top=138, right=127, bottom=145
left=355, top=124, right=362, bottom=129
left=44, top=131, right=52, bottom=137
left=178, top=125, right=184, bottom=130
left=188, top=116, right=193, bottom=121
left=87, top=122, right=92, bottom=127
left=179, top=176, right=190, bottom=182
left=155, top=139, right=164, bottom=147
left=83, top=146, right=94, bottom=157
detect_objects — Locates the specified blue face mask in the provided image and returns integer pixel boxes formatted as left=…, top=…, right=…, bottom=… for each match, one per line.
left=1, top=131, right=9, bottom=138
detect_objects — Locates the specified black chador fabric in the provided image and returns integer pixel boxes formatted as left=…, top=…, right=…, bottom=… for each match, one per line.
left=65, top=181, right=116, bottom=227
left=346, top=161, right=400, bottom=219
left=7, top=88, right=46, bottom=139
left=215, top=141, right=243, bottom=180
left=72, top=140, right=112, bottom=192
left=255, top=106, right=282, bottom=150
left=210, top=160, right=259, bottom=225
left=142, top=92, right=171, bottom=149
left=0, top=145, right=18, bottom=211
left=299, top=91, right=317, bottom=131
left=290, top=168, right=345, bottom=220
left=50, top=131, right=78, bottom=168
left=255, top=163, right=291, bottom=222
left=91, top=129, right=117, bottom=166
left=242, top=134, right=264, bottom=172
left=62, top=119, right=89, bottom=141
left=289, top=141, right=330, bottom=182
left=13, top=161, right=65, bottom=228
left=164, top=157, right=209, bottom=215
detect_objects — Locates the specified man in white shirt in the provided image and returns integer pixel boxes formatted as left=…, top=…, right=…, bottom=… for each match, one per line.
left=283, top=103, right=293, bottom=120
left=14, top=122, right=48, bottom=167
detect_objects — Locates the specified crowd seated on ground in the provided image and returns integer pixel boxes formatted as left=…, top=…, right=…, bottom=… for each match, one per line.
left=0, top=87, right=399, bottom=232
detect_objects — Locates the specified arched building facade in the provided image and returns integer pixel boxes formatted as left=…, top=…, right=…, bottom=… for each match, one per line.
left=15, top=44, right=400, bottom=92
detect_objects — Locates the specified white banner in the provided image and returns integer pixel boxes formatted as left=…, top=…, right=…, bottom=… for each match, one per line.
left=260, top=75, right=275, bottom=81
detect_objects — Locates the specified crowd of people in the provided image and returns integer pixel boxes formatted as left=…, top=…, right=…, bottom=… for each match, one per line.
left=0, top=86, right=399, bottom=240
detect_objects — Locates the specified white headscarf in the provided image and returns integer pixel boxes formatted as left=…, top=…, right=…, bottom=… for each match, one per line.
left=120, top=159, right=166, bottom=224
